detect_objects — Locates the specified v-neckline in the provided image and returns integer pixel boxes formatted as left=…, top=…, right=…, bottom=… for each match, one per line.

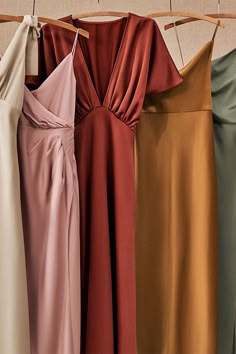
left=71, top=13, right=132, bottom=107
left=31, top=53, right=73, bottom=94
left=180, top=40, right=213, bottom=76
left=24, top=53, right=75, bottom=125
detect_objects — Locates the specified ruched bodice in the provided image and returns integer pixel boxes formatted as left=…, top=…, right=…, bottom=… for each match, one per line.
left=74, top=14, right=180, bottom=129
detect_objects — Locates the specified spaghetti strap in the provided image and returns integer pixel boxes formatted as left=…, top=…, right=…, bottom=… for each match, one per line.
left=72, top=29, right=79, bottom=56
left=212, top=20, right=220, bottom=41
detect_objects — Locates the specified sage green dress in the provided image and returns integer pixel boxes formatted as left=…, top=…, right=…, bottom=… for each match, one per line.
left=212, top=49, right=236, bottom=354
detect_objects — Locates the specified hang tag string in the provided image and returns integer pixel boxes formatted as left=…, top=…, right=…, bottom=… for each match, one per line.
left=32, top=0, right=36, bottom=16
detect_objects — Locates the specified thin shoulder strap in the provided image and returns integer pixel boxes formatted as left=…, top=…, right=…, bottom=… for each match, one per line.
left=212, top=20, right=220, bottom=41
left=72, top=29, right=79, bottom=56
left=173, top=22, right=184, bottom=67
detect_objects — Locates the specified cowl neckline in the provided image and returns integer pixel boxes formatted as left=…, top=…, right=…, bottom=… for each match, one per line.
left=212, top=48, right=236, bottom=124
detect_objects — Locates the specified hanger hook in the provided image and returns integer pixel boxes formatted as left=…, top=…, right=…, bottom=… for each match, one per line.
left=169, top=0, right=183, bottom=66
left=32, top=0, right=36, bottom=16
left=218, top=0, right=221, bottom=14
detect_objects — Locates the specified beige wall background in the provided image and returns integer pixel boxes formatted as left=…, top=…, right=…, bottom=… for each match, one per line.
left=0, top=0, right=236, bottom=68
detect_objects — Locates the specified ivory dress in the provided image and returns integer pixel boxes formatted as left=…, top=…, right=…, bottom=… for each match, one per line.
left=135, top=41, right=218, bottom=354
left=26, top=14, right=182, bottom=353
left=0, top=15, right=38, bottom=354
left=18, top=32, right=80, bottom=354
left=212, top=49, right=236, bottom=354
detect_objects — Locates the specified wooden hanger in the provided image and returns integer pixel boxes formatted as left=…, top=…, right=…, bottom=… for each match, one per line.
left=71, top=8, right=224, bottom=32
left=164, top=0, right=227, bottom=30
left=72, top=11, right=129, bottom=20
left=146, top=12, right=224, bottom=29
left=71, top=10, right=224, bottom=30
left=165, top=13, right=232, bottom=30
left=0, top=14, right=89, bottom=38
left=71, top=10, right=224, bottom=37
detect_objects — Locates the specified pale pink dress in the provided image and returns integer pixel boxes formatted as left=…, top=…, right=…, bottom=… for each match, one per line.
left=17, top=32, right=80, bottom=354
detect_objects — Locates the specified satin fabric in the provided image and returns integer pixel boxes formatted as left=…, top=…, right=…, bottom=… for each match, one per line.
left=18, top=50, right=80, bottom=354
left=0, top=16, right=38, bottom=354
left=212, top=49, right=236, bottom=354
left=135, top=41, right=218, bottom=354
left=26, top=13, right=182, bottom=353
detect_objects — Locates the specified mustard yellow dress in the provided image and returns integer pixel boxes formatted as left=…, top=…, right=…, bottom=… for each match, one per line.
left=135, top=41, right=218, bottom=354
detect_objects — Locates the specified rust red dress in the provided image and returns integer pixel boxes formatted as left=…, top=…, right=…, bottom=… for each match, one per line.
left=27, top=13, right=182, bottom=354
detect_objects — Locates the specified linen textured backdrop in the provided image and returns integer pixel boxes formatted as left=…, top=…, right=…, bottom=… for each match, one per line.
left=0, top=0, right=236, bottom=68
